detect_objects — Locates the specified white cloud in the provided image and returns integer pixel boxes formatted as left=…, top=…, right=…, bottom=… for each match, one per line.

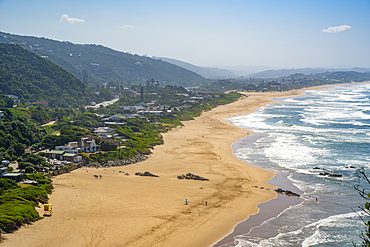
left=60, top=14, right=85, bottom=24
left=322, top=25, right=351, bottom=33
left=118, top=25, right=134, bottom=29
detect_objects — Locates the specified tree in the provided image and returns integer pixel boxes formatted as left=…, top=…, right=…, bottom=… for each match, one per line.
left=354, top=168, right=370, bottom=246
left=140, top=86, right=144, bottom=101
left=99, top=89, right=114, bottom=101
left=10, top=143, right=26, bottom=157
left=106, top=81, right=115, bottom=90
left=82, top=69, right=88, bottom=84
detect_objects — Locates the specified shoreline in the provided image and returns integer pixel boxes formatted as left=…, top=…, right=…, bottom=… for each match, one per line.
left=212, top=81, right=370, bottom=246
left=2, top=82, right=368, bottom=247
left=214, top=174, right=303, bottom=247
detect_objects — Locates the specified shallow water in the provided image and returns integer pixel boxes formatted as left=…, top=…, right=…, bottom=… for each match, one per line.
left=223, top=83, right=370, bottom=246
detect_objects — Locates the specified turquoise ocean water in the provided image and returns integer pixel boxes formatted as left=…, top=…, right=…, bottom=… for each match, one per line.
left=223, top=83, right=370, bottom=246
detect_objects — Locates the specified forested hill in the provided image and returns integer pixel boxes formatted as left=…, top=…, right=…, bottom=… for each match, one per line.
left=0, top=43, right=99, bottom=107
left=0, top=32, right=209, bottom=87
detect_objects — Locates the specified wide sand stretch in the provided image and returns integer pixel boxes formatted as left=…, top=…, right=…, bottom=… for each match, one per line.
left=2, top=85, right=356, bottom=247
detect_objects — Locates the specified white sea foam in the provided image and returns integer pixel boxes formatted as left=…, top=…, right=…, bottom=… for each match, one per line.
left=226, top=83, right=370, bottom=246
left=301, top=212, right=363, bottom=247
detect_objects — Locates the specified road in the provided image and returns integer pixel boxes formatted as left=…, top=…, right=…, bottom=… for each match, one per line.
left=86, top=97, right=119, bottom=109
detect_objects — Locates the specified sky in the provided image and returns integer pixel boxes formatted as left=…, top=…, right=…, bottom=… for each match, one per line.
left=0, top=0, right=369, bottom=69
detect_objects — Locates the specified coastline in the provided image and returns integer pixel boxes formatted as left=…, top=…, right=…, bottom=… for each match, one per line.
left=2, top=82, right=367, bottom=247
left=212, top=81, right=370, bottom=246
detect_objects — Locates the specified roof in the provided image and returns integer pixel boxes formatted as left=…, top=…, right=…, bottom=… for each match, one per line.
left=2, top=173, right=22, bottom=177
left=94, top=127, right=115, bottom=133
left=63, top=153, right=78, bottom=157
left=48, top=150, right=65, bottom=154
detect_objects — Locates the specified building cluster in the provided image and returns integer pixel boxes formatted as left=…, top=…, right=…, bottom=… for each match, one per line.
left=0, top=160, right=22, bottom=182
left=48, top=137, right=100, bottom=163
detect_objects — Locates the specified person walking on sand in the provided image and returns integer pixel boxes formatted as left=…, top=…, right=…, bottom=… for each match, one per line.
left=185, top=199, right=188, bottom=205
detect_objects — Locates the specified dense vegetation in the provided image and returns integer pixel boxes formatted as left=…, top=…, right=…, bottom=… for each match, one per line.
left=0, top=43, right=99, bottom=107
left=0, top=175, right=52, bottom=233
left=0, top=108, right=45, bottom=160
left=354, top=169, right=370, bottom=246
left=0, top=32, right=209, bottom=87
left=199, top=80, right=245, bottom=93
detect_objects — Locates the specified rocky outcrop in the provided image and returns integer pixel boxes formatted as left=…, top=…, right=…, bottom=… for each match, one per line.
left=177, top=173, right=209, bottom=181
left=135, top=171, right=159, bottom=177
left=275, top=188, right=300, bottom=197
left=312, top=167, right=343, bottom=178
left=319, top=172, right=343, bottom=178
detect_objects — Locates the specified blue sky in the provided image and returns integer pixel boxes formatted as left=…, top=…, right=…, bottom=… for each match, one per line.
left=0, top=0, right=369, bottom=68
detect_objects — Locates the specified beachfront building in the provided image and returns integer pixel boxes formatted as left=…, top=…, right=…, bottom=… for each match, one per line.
left=55, top=138, right=100, bottom=154
left=48, top=150, right=65, bottom=160
left=62, top=153, right=83, bottom=163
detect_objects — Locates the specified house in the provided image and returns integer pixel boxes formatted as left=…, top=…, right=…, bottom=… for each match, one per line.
left=122, top=106, right=137, bottom=112
left=2, top=172, right=23, bottom=182
left=102, top=114, right=126, bottom=122
left=7, top=95, right=19, bottom=101
left=36, top=100, right=48, bottom=107
left=94, top=127, right=116, bottom=138
left=1, top=160, right=9, bottom=166
left=137, top=110, right=165, bottom=117
left=0, top=166, right=8, bottom=177
left=48, top=150, right=66, bottom=160
left=104, top=121, right=127, bottom=126
left=54, top=138, right=100, bottom=154
left=0, top=111, right=4, bottom=121
left=0, top=162, right=22, bottom=182
left=179, top=104, right=192, bottom=110
left=62, top=153, right=82, bottom=163
left=188, top=96, right=204, bottom=101
left=136, top=102, right=147, bottom=107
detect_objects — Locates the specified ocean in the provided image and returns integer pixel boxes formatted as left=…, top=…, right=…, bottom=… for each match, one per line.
left=223, top=83, right=370, bottom=246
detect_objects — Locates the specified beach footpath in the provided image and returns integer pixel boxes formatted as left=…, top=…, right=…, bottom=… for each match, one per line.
left=2, top=89, right=313, bottom=247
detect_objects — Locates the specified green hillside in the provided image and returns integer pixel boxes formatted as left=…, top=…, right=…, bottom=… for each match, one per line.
left=0, top=32, right=209, bottom=87
left=0, top=43, right=99, bottom=107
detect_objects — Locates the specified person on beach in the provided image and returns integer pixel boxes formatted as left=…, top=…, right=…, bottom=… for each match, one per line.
left=185, top=199, right=188, bottom=205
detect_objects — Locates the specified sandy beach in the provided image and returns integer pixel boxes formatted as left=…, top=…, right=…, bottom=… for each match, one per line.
left=2, top=84, right=361, bottom=247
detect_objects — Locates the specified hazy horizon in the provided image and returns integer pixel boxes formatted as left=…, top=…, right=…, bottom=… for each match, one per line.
left=0, top=0, right=369, bottom=69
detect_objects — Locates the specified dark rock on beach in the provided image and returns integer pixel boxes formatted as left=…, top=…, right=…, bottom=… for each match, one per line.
left=177, top=173, right=209, bottom=181
left=319, top=172, right=343, bottom=178
left=313, top=167, right=326, bottom=170
left=275, top=188, right=300, bottom=197
left=135, top=171, right=159, bottom=177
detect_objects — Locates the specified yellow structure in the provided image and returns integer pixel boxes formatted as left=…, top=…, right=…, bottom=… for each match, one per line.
left=44, top=203, right=52, bottom=216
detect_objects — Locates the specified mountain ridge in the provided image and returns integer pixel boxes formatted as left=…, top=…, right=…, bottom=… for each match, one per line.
left=0, top=31, right=209, bottom=87
left=0, top=43, right=99, bottom=107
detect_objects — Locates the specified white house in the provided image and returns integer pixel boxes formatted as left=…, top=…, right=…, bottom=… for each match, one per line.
left=94, top=127, right=116, bottom=138
left=55, top=138, right=100, bottom=154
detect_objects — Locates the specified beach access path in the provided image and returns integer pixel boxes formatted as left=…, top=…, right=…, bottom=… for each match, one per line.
left=2, top=85, right=351, bottom=247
